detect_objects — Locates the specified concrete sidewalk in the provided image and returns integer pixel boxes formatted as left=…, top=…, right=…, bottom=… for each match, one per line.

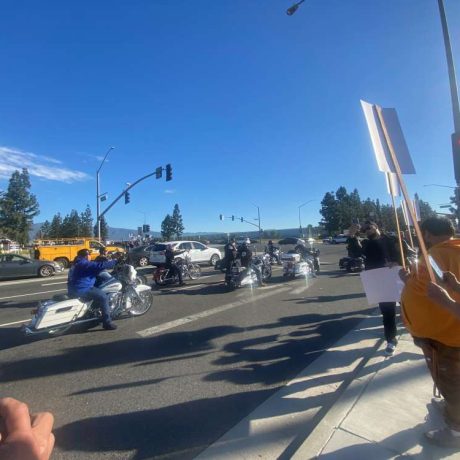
left=197, top=312, right=460, bottom=459
left=294, top=332, right=460, bottom=459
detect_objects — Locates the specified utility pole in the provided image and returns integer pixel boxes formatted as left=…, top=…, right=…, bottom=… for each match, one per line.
left=96, top=147, right=114, bottom=241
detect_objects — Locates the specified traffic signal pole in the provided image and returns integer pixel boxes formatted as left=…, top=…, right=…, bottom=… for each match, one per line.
left=98, top=170, right=157, bottom=223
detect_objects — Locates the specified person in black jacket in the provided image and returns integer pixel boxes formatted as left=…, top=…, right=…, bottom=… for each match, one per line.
left=238, top=242, right=265, bottom=286
left=224, top=238, right=238, bottom=273
left=165, top=244, right=185, bottom=286
left=361, top=221, right=401, bottom=356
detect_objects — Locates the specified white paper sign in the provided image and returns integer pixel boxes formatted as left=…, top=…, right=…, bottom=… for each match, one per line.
left=385, top=172, right=400, bottom=197
left=360, top=100, right=416, bottom=175
left=360, top=266, right=404, bottom=305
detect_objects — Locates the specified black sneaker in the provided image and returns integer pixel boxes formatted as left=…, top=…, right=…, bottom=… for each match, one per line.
left=103, top=322, right=118, bottom=331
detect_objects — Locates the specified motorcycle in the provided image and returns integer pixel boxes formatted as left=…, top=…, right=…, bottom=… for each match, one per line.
left=339, top=256, right=365, bottom=273
left=295, top=245, right=321, bottom=275
left=225, top=260, right=262, bottom=290
left=280, top=250, right=312, bottom=279
left=153, top=256, right=201, bottom=286
left=22, top=262, right=153, bottom=337
left=253, top=253, right=272, bottom=281
left=265, top=247, right=281, bottom=265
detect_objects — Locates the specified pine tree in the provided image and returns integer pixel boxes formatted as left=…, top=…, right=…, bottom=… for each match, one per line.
left=161, top=214, right=175, bottom=240
left=80, top=205, right=93, bottom=237
left=171, top=204, right=184, bottom=239
left=36, top=220, right=51, bottom=239
left=49, top=213, right=63, bottom=238
left=0, top=169, right=39, bottom=244
left=61, top=210, right=82, bottom=237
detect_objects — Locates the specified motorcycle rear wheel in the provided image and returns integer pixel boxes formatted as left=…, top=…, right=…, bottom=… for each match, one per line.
left=129, top=290, right=154, bottom=316
left=188, top=264, right=201, bottom=280
left=154, top=273, right=167, bottom=286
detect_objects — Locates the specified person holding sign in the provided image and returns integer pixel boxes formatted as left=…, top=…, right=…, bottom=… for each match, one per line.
left=400, top=217, right=460, bottom=448
left=361, top=221, right=402, bottom=356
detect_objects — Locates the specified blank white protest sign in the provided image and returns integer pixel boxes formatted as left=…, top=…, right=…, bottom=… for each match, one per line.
left=360, top=266, right=405, bottom=305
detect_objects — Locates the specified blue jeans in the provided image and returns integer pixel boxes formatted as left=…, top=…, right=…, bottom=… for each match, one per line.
left=81, top=287, right=111, bottom=325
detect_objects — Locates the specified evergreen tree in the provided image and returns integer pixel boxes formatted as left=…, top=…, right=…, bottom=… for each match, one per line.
left=0, top=169, right=39, bottom=244
left=36, top=220, right=51, bottom=239
left=49, top=213, right=63, bottom=238
left=61, top=210, right=82, bottom=237
left=80, top=205, right=93, bottom=237
left=171, top=204, right=185, bottom=239
left=161, top=214, right=175, bottom=240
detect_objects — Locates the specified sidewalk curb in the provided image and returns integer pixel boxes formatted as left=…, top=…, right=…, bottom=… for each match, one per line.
left=290, top=335, right=391, bottom=459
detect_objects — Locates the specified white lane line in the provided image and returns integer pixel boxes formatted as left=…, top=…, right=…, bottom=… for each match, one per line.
left=164, top=284, right=205, bottom=292
left=41, top=281, right=67, bottom=286
left=291, top=281, right=316, bottom=295
left=0, top=274, right=67, bottom=287
left=0, top=319, right=29, bottom=327
left=137, top=286, right=291, bottom=338
left=0, top=289, right=65, bottom=301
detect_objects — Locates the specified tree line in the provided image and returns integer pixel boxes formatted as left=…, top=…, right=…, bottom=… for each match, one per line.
left=320, top=186, right=437, bottom=235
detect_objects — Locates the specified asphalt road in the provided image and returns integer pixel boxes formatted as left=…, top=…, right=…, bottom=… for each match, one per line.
left=0, top=243, right=373, bottom=460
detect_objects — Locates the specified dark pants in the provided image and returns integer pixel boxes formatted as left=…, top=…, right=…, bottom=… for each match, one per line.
left=415, top=337, right=460, bottom=431
left=379, top=302, right=397, bottom=343
left=168, top=264, right=183, bottom=284
left=82, top=287, right=112, bottom=325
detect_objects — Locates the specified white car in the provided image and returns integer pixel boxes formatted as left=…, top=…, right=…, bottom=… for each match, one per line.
left=331, top=234, right=348, bottom=244
left=149, top=241, right=222, bottom=266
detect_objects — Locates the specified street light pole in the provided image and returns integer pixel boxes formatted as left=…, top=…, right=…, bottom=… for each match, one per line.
left=96, top=147, right=114, bottom=241
left=298, top=200, right=315, bottom=238
left=252, top=204, right=262, bottom=243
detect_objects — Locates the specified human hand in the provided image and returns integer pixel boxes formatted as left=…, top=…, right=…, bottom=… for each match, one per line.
left=0, top=398, right=55, bottom=460
left=443, top=272, right=460, bottom=293
left=427, top=282, right=454, bottom=306
left=399, top=267, right=410, bottom=283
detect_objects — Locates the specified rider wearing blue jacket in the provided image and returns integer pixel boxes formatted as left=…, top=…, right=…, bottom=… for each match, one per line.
left=68, top=249, right=118, bottom=330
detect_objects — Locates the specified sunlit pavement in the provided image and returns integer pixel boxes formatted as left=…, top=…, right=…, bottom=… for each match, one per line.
left=0, top=243, right=385, bottom=460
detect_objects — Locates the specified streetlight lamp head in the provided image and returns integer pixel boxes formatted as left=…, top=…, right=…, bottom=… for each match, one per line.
left=286, top=4, right=299, bottom=15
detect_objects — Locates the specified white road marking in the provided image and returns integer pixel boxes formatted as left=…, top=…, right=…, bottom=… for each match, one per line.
left=41, top=281, right=67, bottom=286
left=0, top=319, right=30, bottom=327
left=291, top=280, right=316, bottom=295
left=0, top=289, right=65, bottom=301
left=137, top=286, right=291, bottom=338
left=0, top=273, right=67, bottom=287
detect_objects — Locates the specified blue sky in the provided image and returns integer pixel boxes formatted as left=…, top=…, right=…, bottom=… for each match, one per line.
left=0, top=0, right=459, bottom=234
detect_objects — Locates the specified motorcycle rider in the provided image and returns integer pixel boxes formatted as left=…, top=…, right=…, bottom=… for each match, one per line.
left=265, top=240, right=280, bottom=264
left=95, top=247, right=109, bottom=262
left=165, top=244, right=185, bottom=286
left=238, top=242, right=265, bottom=286
left=67, top=248, right=119, bottom=330
left=224, top=238, right=238, bottom=274
left=346, top=224, right=363, bottom=258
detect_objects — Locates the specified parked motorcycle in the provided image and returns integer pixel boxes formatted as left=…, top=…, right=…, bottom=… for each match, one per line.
left=265, top=247, right=281, bottom=265
left=153, top=256, right=201, bottom=286
left=339, top=256, right=365, bottom=273
left=22, top=262, right=153, bottom=337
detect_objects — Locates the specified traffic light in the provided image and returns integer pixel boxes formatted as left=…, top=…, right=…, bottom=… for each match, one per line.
left=240, top=217, right=243, bottom=222
left=232, top=215, right=235, bottom=221
left=143, top=224, right=150, bottom=233
left=146, top=224, right=150, bottom=232
left=452, top=132, right=460, bottom=184
left=124, top=191, right=130, bottom=204
left=166, top=164, right=172, bottom=181
left=155, top=166, right=162, bottom=179
left=219, top=214, right=223, bottom=220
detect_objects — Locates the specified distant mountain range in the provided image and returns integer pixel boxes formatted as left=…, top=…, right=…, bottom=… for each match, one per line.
left=29, top=223, right=308, bottom=242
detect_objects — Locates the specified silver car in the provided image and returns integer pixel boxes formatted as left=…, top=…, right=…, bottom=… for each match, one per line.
left=149, top=241, right=221, bottom=266
left=0, top=254, right=64, bottom=279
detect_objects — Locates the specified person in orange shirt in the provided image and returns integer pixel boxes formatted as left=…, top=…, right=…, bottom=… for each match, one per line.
left=400, top=217, right=460, bottom=448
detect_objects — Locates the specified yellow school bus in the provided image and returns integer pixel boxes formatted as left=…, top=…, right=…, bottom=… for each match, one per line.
left=33, top=237, right=125, bottom=268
